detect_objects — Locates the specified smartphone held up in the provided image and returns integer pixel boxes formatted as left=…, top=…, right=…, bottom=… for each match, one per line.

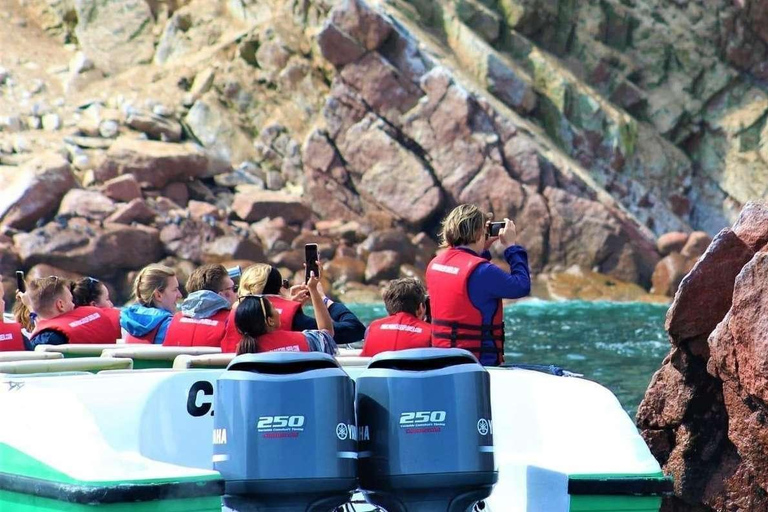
left=304, top=244, right=319, bottom=284
left=486, top=222, right=505, bottom=238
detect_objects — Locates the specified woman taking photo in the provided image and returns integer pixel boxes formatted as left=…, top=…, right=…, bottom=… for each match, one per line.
left=233, top=270, right=336, bottom=355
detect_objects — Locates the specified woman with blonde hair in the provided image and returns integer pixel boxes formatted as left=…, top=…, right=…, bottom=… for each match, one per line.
left=120, top=264, right=183, bottom=344
left=226, top=262, right=365, bottom=347
left=425, top=204, right=530, bottom=366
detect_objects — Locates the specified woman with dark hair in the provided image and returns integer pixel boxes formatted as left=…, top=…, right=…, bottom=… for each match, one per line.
left=71, top=277, right=114, bottom=308
left=231, top=270, right=336, bottom=355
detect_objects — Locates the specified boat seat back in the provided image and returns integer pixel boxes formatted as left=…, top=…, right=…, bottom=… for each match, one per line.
left=102, top=346, right=221, bottom=369
left=0, top=351, right=63, bottom=363
left=173, top=353, right=235, bottom=369
left=0, top=356, right=132, bottom=374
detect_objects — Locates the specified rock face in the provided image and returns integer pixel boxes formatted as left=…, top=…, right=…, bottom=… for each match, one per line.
left=637, top=201, right=768, bottom=511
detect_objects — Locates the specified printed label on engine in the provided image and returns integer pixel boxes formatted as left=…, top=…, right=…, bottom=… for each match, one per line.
left=257, top=415, right=305, bottom=438
left=399, top=410, right=447, bottom=434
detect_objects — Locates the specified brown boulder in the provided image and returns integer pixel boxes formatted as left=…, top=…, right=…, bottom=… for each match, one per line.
left=338, top=115, right=443, bottom=227
left=101, top=174, right=142, bottom=202
left=251, top=217, right=299, bottom=252
left=680, top=231, right=713, bottom=260
left=94, top=138, right=229, bottom=189
left=365, top=250, right=401, bottom=282
left=317, top=23, right=365, bottom=67
left=358, top=229, right=417, bottom=264
left=328, top=0, right=392, bottom=51
left=732, top=201, right=768, bottom=252
left=514, top=190, right=551, bottom=273
left=232, top=190, right=311, bottom=225
left=651, top=253, right=694, bottom=297
left=0, top=153, right=78, bottom=231
left=58, top=190, right=116, bottom=221
left=340, top=53, right=423, bottom=123
left=324, top=256, right=366, bottom=284
left=126, top=110, right=183, bottom=142
left=202, top=236, right=265, bottom=264
left=411, top=232, right=438, bottom=269
left=636, top=361, right=695, bottom=430
left=105, top=198, right=156, bottom=225
left=666, top=229, right=754, bottom=344
left=335, top=281, right=382, bottom=303
left=270, top=249, right=306, bottom=272
left=159, top=219, right=221, bottom=263
left=657, top=232, right=690, bottom=256
left=14, top=221, right=162, bottom=278
left=162, top=182, right=189, bottom=208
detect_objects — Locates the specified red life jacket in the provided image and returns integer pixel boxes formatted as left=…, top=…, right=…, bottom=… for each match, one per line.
left=425, top=248, right=505, bottom=365
left=164, top=309, right=229, bottom=348
left=125, top=327, right=159, bottom=345
left=268, top=296, right=302, bottom=331
left=256, top=330, right=309, bottom=353
left=32, top=306, right=121, bottom=345
left=0, top=322, right=25, bottom=352
left=221, top=308, right=241, bottom=353
left=362, top=312, right=432, bottom=357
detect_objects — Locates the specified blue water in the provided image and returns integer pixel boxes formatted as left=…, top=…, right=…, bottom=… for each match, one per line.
left=346, top=300, right=670, bottom=418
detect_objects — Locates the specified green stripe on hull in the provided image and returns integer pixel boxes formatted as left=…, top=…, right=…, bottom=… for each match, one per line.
left=570, top=495, right=662, bottom=511
left=0, top=489, right=221, bottom=512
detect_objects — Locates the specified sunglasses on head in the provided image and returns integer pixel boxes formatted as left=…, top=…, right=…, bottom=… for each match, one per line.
left=238, top=294, right=268, bottom=319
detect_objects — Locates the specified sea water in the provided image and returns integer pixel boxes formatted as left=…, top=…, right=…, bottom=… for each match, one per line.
left=346, top=300, right=670, bottom=419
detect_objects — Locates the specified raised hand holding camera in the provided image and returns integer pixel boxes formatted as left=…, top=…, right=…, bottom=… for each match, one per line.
left=499, top=218, right=517, bottom=247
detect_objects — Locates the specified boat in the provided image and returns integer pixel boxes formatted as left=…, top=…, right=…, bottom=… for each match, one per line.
left=0, top=346, right=671, bottom=511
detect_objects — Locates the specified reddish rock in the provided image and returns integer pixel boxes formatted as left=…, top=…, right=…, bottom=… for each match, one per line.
left=270, top=249, right=305, bottom=272
left=365, top=250, right=401, bottom=282
left=162, top=182, right=189, bottom=207
left=160, top=219, right=221, bottom=263
left=515, top=190, right=551, bottom=273
left=58, top=190, right=115, bottom=221
left=251, top=217, right=299, bottom=252
left=657, top=232, right=690, bottom=256
left=340, top=53, right=423, bottom=122
left=0, top=153, right=77, bottom=231
left=94, top=138, right=229, bottom=189
left=126, top=110, right=183, bottom=142
left=335, top=241, right=357, bottom=259
left=232, top=190, right=311, bottom=224
left=152, top=197, right=183, bottom=216
left=27, top=264, right=84, bottom=282
left=324, top=256, right=366, bottom=284
left=399, top=263, right=425, bottom=282
left=411, top=231, right=438, bottom=269
left=317, top=23, right=365, bottom=67
left=732, top=201, right=768, bottom=252
left=636, top=360, right=695, bottom=430
left=328, top=0, right=392, bottom=51
left=680, top=231, right=713, bottom=260
left=202, top=236, right=265, bottom=264
left=187, top=200, right=221, bottom=220
left=651, top=253, right=694, bottom=297
left=106, top=198, right=156, bottom=225
left=358, top=229, right=416, bottom=264
left=458, top=157, right=525, bottom=221
left=338, top=115, right=443, bottom=227
left=666, top=229, right=754, bottom=343
left=14, top=222, right=162, bottom=278
left=101, top=174, right=142, bottom=202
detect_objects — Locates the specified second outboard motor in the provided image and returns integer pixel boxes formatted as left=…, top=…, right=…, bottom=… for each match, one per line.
left=214, top=352, right=357, bottom=512
left=357, top=348, right=497, bottom=512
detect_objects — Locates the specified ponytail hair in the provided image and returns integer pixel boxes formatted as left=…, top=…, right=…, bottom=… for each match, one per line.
left=234, top=295, right=273, bottom=355
left=71, top=277, right=105, bottom=307
left=133, top=264, right=175, bottom=307
left=13, top=298, right=33, bottom=332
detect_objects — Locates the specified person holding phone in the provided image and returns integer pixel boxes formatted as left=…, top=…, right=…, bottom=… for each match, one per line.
left=231, top=267, right=337, bottom=355
left=425, top=204, right=531, bottom=366
left=230, top=261, right=366, bottom=348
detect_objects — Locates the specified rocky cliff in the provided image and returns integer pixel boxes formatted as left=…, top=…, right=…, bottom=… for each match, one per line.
left=0, top=0, right=766, bottom=300
left=638, top=201, right=768, bottom=511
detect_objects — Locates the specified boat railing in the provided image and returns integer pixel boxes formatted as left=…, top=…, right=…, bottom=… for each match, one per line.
left=0, top=356, right=133, bottom=375
left=0, top=351, right=63, bottom=363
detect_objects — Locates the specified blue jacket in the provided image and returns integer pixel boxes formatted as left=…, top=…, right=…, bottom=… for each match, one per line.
left=463, top=245, right=531, bottom=365
left=120, top=304, right=174, bottom=345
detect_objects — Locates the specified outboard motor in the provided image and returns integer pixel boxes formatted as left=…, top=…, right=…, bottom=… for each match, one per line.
left=214, top=352, right=357, bottom=512
left=357, top=348, right=496, bottom=512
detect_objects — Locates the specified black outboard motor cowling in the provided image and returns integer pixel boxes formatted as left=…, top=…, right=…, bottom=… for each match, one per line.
left=357, top=348, right=497, bottom=512
left=214, top=352, right=357, bottom=512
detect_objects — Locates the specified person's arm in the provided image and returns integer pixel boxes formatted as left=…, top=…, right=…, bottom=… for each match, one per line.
left=292, top=302, right=366, bottom=344
left=25, top=330, right=68, bottom=350
left=306, top=268, right=334, bottom=338
left=302, top=330, right=338, bottom=355
left=471, top=246, right=531, bottom=300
